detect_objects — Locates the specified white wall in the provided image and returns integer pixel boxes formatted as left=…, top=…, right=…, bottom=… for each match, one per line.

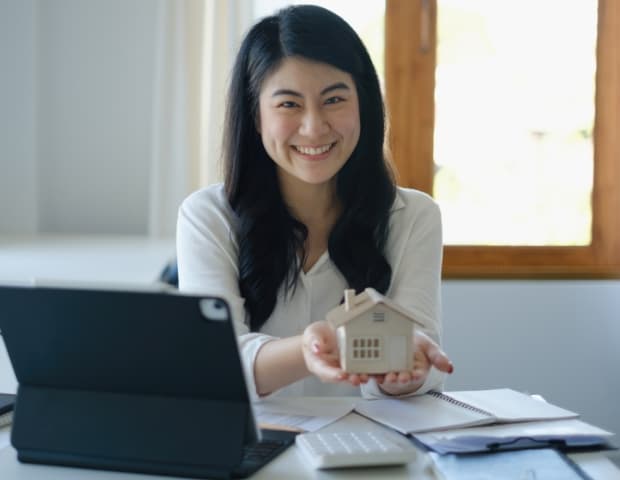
left=1, top=0, right=158, bottom=235
left=37, top=0, right=158, bottom=234
left=0, top=0, right=38, bottom=233
left=442, top=280, right=620, bottom=461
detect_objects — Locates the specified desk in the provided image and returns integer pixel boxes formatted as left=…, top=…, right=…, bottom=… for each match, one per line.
left=1, top=414, right=619, bottom=480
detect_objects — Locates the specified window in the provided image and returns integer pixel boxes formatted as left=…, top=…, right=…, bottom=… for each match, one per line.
left=385, top=0, right=620, bottom=277
left=352, top=337, right=382, bottom=360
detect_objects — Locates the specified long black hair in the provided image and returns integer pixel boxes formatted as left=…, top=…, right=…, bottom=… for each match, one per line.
left=224, top=5, right=396, bottom=331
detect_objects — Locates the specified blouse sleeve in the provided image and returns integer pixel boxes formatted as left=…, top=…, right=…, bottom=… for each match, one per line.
left=176, top=187, right=277, bottom=401
left=361, top=189, right=445, bottom=398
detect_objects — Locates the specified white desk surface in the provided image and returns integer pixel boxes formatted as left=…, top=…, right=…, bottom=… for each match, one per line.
left=0, top=414, right=619, bottom=480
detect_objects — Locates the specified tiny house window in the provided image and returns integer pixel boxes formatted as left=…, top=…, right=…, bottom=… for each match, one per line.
left=352, top=336, right=383, bottom=360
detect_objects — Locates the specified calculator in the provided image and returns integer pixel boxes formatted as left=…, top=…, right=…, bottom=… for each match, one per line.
left=295, top=431, right=414, bottom=469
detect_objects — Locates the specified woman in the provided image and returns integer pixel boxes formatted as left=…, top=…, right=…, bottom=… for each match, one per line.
left=177, top=5, right=453, bottom=400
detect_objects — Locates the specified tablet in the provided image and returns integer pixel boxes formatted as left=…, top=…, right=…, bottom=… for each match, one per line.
left=0, top=285, right=294, bottom=478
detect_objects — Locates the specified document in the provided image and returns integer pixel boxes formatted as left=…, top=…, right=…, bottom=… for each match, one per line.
left=429, top=448, right=589, bottom=479
left=354, top=388, right=579, bottom=434
left=415, top=418, right=614, bottom=454
left=254, top=397, right=355, bottom=432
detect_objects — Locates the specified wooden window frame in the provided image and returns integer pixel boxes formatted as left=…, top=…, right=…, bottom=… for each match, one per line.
left=385, top=0, right=620, bottom=278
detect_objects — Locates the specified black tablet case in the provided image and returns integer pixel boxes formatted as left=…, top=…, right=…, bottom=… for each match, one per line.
left=0, top=286, right=259, bottom=478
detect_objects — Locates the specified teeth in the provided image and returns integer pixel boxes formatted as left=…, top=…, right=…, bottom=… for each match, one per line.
left=295, top=143, right=333, bottom=155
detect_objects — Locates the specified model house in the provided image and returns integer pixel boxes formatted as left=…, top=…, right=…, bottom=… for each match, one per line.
left=326, top=288, right=424, bottom=374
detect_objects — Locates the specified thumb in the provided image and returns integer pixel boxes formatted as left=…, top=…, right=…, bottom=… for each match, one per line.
left=419, top=334, right=454, bottom=374
left=310, top=334, right=328, bottom=354
left=428, top=347, right=454, bottom=373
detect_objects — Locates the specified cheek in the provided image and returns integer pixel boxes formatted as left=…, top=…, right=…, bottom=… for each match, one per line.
left=336, top=110, right=361, bottom=145
left=260, top=111, right=297, bottom=145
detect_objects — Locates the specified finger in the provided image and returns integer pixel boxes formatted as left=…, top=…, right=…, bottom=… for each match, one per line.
left=411, top=366, right=425, bottom=382
left=311, top=360, right=347, bottom=382
left=348, top=374, right=361, bottom=386
left=383, top=372, right=398, bottom=384
left=397, top=371, right=412, bottom=384
left=418, top=336, right=454, bottom=374
left=312, top=351, right=340, bottom=363
left=428, top=348, right=454, bottom=373
left=310, top=337, right=327, bottom=354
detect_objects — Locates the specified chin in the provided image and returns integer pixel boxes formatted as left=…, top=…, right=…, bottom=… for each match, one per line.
left=299, top=172, right=339, bottom=186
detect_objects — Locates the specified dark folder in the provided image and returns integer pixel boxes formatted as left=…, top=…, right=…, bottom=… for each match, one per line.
left=0, top=285, right=294, bottom=478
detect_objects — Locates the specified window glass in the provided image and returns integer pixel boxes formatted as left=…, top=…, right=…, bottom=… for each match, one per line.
left=434, top=0, right=597, bottom=246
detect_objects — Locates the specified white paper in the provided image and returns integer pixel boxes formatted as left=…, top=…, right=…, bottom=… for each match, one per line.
left=354, top=389, right=579, bottom=434
left=254, top=396, right=355, bottom=432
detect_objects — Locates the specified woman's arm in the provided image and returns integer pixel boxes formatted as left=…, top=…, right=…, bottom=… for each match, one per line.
left=177, top=187, right=278, bottom=399
left=253, top=336, right=307, bottom=396
left=361, top=189, right=453, bottom=398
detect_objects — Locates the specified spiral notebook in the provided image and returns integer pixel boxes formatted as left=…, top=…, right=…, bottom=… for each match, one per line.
left=354, top=388, right=579, bottom=434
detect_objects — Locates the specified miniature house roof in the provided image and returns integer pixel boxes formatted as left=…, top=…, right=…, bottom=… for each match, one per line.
left=326, top=288, right=424, bottom=329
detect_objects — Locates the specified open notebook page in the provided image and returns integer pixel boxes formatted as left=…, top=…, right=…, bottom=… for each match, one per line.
left=354, top=388, right=578, bottom=434
left=446, top=389, right=578, bottom=423
left=354, top=395, right=491, bottom=434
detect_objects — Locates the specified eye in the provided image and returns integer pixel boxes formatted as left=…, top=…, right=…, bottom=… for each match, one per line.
left=278, top=100, right=300, bottom=109
left=325, top=96, right=345, bottom=105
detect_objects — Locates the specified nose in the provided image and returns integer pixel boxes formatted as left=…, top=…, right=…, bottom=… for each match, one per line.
left=299, top=107, right=330, bottom=138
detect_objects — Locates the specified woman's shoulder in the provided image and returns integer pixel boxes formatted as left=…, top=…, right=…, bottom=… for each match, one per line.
left=393, top=187, right=440, bottom=218
left=179, top=183, right=235, bottom=229
left=181, top=183, right=229, bottom=213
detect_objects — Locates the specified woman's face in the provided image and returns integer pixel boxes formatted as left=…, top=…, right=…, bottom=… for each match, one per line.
left=257, top=57, right=360, bottom=190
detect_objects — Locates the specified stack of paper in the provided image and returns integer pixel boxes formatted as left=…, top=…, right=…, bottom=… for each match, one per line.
left=416, top=419, right=614, bottom=454
left=353, top=389, right=613, bottom=454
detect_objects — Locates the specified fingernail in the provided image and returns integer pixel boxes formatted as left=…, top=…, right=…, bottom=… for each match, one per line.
left=448, top=363, right=454, bottom=374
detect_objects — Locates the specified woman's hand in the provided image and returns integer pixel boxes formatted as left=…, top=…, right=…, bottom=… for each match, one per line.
left=302, top=321, right=370, bottom=386
left=377, top=330, right=453, bottom=396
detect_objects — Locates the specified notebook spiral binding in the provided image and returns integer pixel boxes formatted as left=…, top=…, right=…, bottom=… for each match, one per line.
left=428, top=391, right=493, bottom=418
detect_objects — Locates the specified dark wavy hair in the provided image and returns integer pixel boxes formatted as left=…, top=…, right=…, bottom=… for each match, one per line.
left=224, top=5, right=396, bottom=331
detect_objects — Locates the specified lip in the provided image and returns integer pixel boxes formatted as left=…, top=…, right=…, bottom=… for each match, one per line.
left=291, top=142, right=337, bottom=160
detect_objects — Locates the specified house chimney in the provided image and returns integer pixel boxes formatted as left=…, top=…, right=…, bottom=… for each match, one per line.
left=344, top=289, right=355, bottom=311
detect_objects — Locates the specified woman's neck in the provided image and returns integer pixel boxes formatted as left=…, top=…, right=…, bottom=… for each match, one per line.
left=278, top=173, right=342, bottom=272
left=279, top=176, right=340, bottom=228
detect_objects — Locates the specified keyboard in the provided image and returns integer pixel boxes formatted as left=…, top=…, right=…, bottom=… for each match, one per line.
left=232, top=430, right=297, bottom=478
left=295, top=431, right=414, bottom=469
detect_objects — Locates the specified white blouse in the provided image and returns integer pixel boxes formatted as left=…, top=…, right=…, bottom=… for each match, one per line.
left=176, top=183, right=445, bottom=400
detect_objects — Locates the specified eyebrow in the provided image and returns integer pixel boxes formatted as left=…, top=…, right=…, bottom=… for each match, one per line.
left=271, top=82, right=351, bottom=98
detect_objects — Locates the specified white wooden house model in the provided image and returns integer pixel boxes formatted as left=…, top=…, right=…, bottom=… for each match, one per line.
left=326, top=288, right=423, bottom=374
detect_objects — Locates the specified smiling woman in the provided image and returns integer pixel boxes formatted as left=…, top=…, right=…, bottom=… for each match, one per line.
left=258, top=57, right=360, bottom=195
left=176, top=5, right=453, bottom=401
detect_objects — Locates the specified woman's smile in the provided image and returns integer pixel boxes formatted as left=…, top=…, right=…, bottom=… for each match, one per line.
left=292, top=142, right=337, bottom=158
